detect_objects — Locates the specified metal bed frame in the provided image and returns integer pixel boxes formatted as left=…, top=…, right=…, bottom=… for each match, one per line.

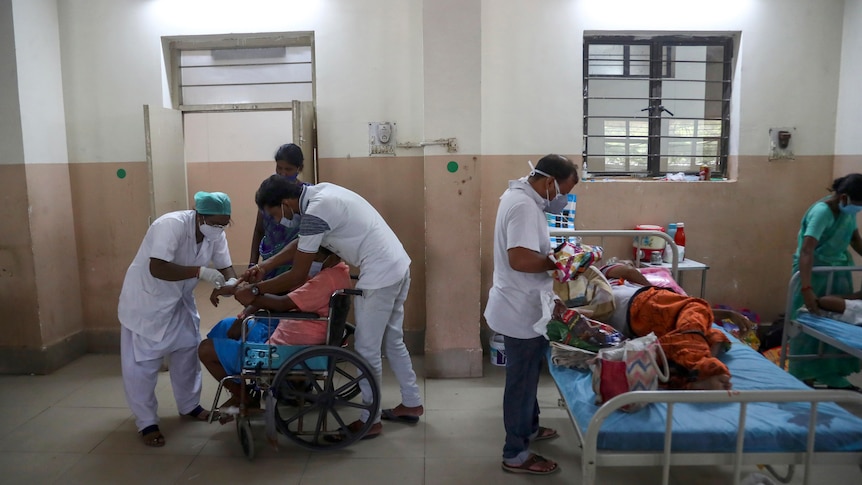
left=562, top=388, right=862, bottom=485
left=780, top=266, right=862, bottom=368
left=547, top=229, right=862, bottom=485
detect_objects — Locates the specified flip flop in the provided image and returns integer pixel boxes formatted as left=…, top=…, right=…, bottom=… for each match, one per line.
left=501, top=454, right=559, bottom=475
left=532, top=426, right=559, bottom=442
left=380, top=408, right=420, bottom=424
left=180, top=405, right=218, bottom=422
left=140, top=425, right=165, bottom=447
left=323, top=419, right=382, bottom=442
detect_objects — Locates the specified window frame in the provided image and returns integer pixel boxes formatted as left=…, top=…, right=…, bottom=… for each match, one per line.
left=583, top=35, right=733, bottom=178
left=161, top=32, right=315, bottom=113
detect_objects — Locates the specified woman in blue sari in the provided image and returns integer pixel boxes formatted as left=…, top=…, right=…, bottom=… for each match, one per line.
left=790, top=173, right=862, bottom=389
left=248, top=143, right=307, bottom=279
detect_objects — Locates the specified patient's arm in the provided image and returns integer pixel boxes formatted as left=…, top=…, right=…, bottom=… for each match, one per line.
left=818, top=290, right=862, bottom=314
left=818, top=295, right=847, bottom=313
left=603, top=264, right=651, bottom=286
left=209, top=284, right=237, bottom=307
left=712, top=308, right=752, bottom=331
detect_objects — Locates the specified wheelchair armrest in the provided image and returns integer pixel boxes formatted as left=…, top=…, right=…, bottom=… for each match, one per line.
left=253, top=310, right=322, bottom=319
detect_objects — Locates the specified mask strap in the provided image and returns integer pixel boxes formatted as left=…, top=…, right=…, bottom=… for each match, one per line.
left=528, top=160, right=554, bottom=180
left=528, top=161, right=560, bottom=199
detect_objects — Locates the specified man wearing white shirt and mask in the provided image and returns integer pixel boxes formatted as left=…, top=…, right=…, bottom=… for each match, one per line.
left=485, top=154, right=578, bottom=475
left=236, top=176, right=423, bottom=440
left=118, top=191, right=237, bottom=447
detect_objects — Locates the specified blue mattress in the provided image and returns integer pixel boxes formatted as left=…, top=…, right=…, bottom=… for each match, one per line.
left=796, top=313, right=862, bottom=351
left=548, top=328, right=862, bottom=452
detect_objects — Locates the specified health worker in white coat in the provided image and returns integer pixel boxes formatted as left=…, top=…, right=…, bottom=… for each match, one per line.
left=118, top=191, right=237, bottom=447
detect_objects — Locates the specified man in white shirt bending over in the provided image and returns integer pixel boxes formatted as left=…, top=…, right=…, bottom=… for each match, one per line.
left=237, top=176, right=422, bottom=440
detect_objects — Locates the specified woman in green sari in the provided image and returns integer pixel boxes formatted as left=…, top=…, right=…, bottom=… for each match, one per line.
left=790, top=173, right=862, bottom=389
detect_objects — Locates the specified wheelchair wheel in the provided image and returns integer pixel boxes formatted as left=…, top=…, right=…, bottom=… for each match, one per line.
left=272, top=346, right=380, bottom=451
left=237, top=416, right=255, bottom=460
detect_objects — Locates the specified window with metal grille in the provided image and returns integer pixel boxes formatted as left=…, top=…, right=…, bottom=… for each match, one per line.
left=583, top=35, right=732, bottom=177
left=162, top=32, right=315, bottom=111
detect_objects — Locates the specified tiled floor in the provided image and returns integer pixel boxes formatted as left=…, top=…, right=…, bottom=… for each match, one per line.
left=2, top=288, right=862, bottom=484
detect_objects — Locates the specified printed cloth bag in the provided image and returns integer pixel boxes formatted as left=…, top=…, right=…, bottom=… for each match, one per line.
left=550, top=341, right=596, bottom=370
left=549, top=241, right=604, bottom=283
left=590, top=332, right=669, bottom=412
left=579, top=265, right=616, bottom=321
left=545, top=309, right=623, bottom=352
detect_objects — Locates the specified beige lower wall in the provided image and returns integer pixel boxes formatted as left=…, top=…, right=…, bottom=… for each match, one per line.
left=833, top=156, right=862, bottom=179
left=70, top=161, right=150, bottom=332
left=61, top=153, right=849, bottom=364
left=69, top=157, right=428, bottom=343
left=26, top=163, right=85, bottom=345
left=480, top=154, right=837, bottom=326
left=0, top=164, right=41, bottom=348
left=319, top=156, right=427, bottom=335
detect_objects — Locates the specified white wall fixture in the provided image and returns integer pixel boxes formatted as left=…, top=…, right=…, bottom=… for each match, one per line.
left=369, top=121, right=396, bottom=155
left=768, top=127, right=796, bottom=161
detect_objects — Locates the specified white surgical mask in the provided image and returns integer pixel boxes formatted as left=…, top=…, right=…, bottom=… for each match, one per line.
left=199, top=223, right=224, bottom=241
left=279, top=203, right=301, bottom=228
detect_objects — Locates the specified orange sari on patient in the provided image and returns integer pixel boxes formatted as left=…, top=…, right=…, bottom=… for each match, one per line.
left=628, top=287, right=730, bottom=388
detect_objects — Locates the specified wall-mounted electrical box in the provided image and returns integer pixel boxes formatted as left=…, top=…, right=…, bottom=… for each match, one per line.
left=369, top=121, right=396, bottom=156
left=768, top=127, right=796, bottom=161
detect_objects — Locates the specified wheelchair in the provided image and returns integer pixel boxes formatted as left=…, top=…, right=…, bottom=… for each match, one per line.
left=208, top=288, right=380, bottom=459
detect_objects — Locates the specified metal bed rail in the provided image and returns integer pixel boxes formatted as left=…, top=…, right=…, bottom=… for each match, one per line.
left=780, top=266, right=862, bottom=368
left=547, top=229, right=679, bottom=280
left=577, top=388, right=862, bottom=485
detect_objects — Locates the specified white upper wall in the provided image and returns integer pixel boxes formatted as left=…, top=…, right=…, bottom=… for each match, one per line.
left=835, top=0, right=862, bottom=155
left=13, top=0, right=68, bottom=165
left=481, top=0, right=846, bottom=156
left=53, top=0, right=854, bottom=162
left=58, top=0, right=423, bottom=162
left=0, top=0, right=24, bottom=165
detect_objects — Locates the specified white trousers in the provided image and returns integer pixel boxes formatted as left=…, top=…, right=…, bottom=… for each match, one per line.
left=354, top=270, right=422, bottom=423
left=121, top=326, right=202, bottom=431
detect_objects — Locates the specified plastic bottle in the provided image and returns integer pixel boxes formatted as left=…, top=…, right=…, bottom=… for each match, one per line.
left=662, top=223, right=677, bottom=263
left=674, top=222, right=686, bottom=261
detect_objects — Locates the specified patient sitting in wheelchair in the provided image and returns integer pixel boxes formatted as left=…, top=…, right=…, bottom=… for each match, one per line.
left=198, top=247, right=352, bottom=408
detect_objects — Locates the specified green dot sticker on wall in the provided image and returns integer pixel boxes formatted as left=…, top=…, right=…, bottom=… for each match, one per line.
left=446, top=161, right=459, bottom=173
left=116, top=168, right=126, bottom=179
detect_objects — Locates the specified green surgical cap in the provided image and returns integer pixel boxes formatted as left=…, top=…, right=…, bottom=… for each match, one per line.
left=194, top=191, right=231, bottom=215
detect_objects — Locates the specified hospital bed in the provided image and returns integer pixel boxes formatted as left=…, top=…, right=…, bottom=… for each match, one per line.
left=208, top=288, right=380, bottom=459
left=779, top=266, right=862, bottom=369
left=547, top=229, right=862, bottom=485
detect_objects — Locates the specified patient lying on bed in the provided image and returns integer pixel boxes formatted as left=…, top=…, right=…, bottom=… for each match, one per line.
left=813, top=291, right=862, bottom=325
left=198, top=248, right=352, bottom=408
left=597, top=261, right=745, bottom=391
